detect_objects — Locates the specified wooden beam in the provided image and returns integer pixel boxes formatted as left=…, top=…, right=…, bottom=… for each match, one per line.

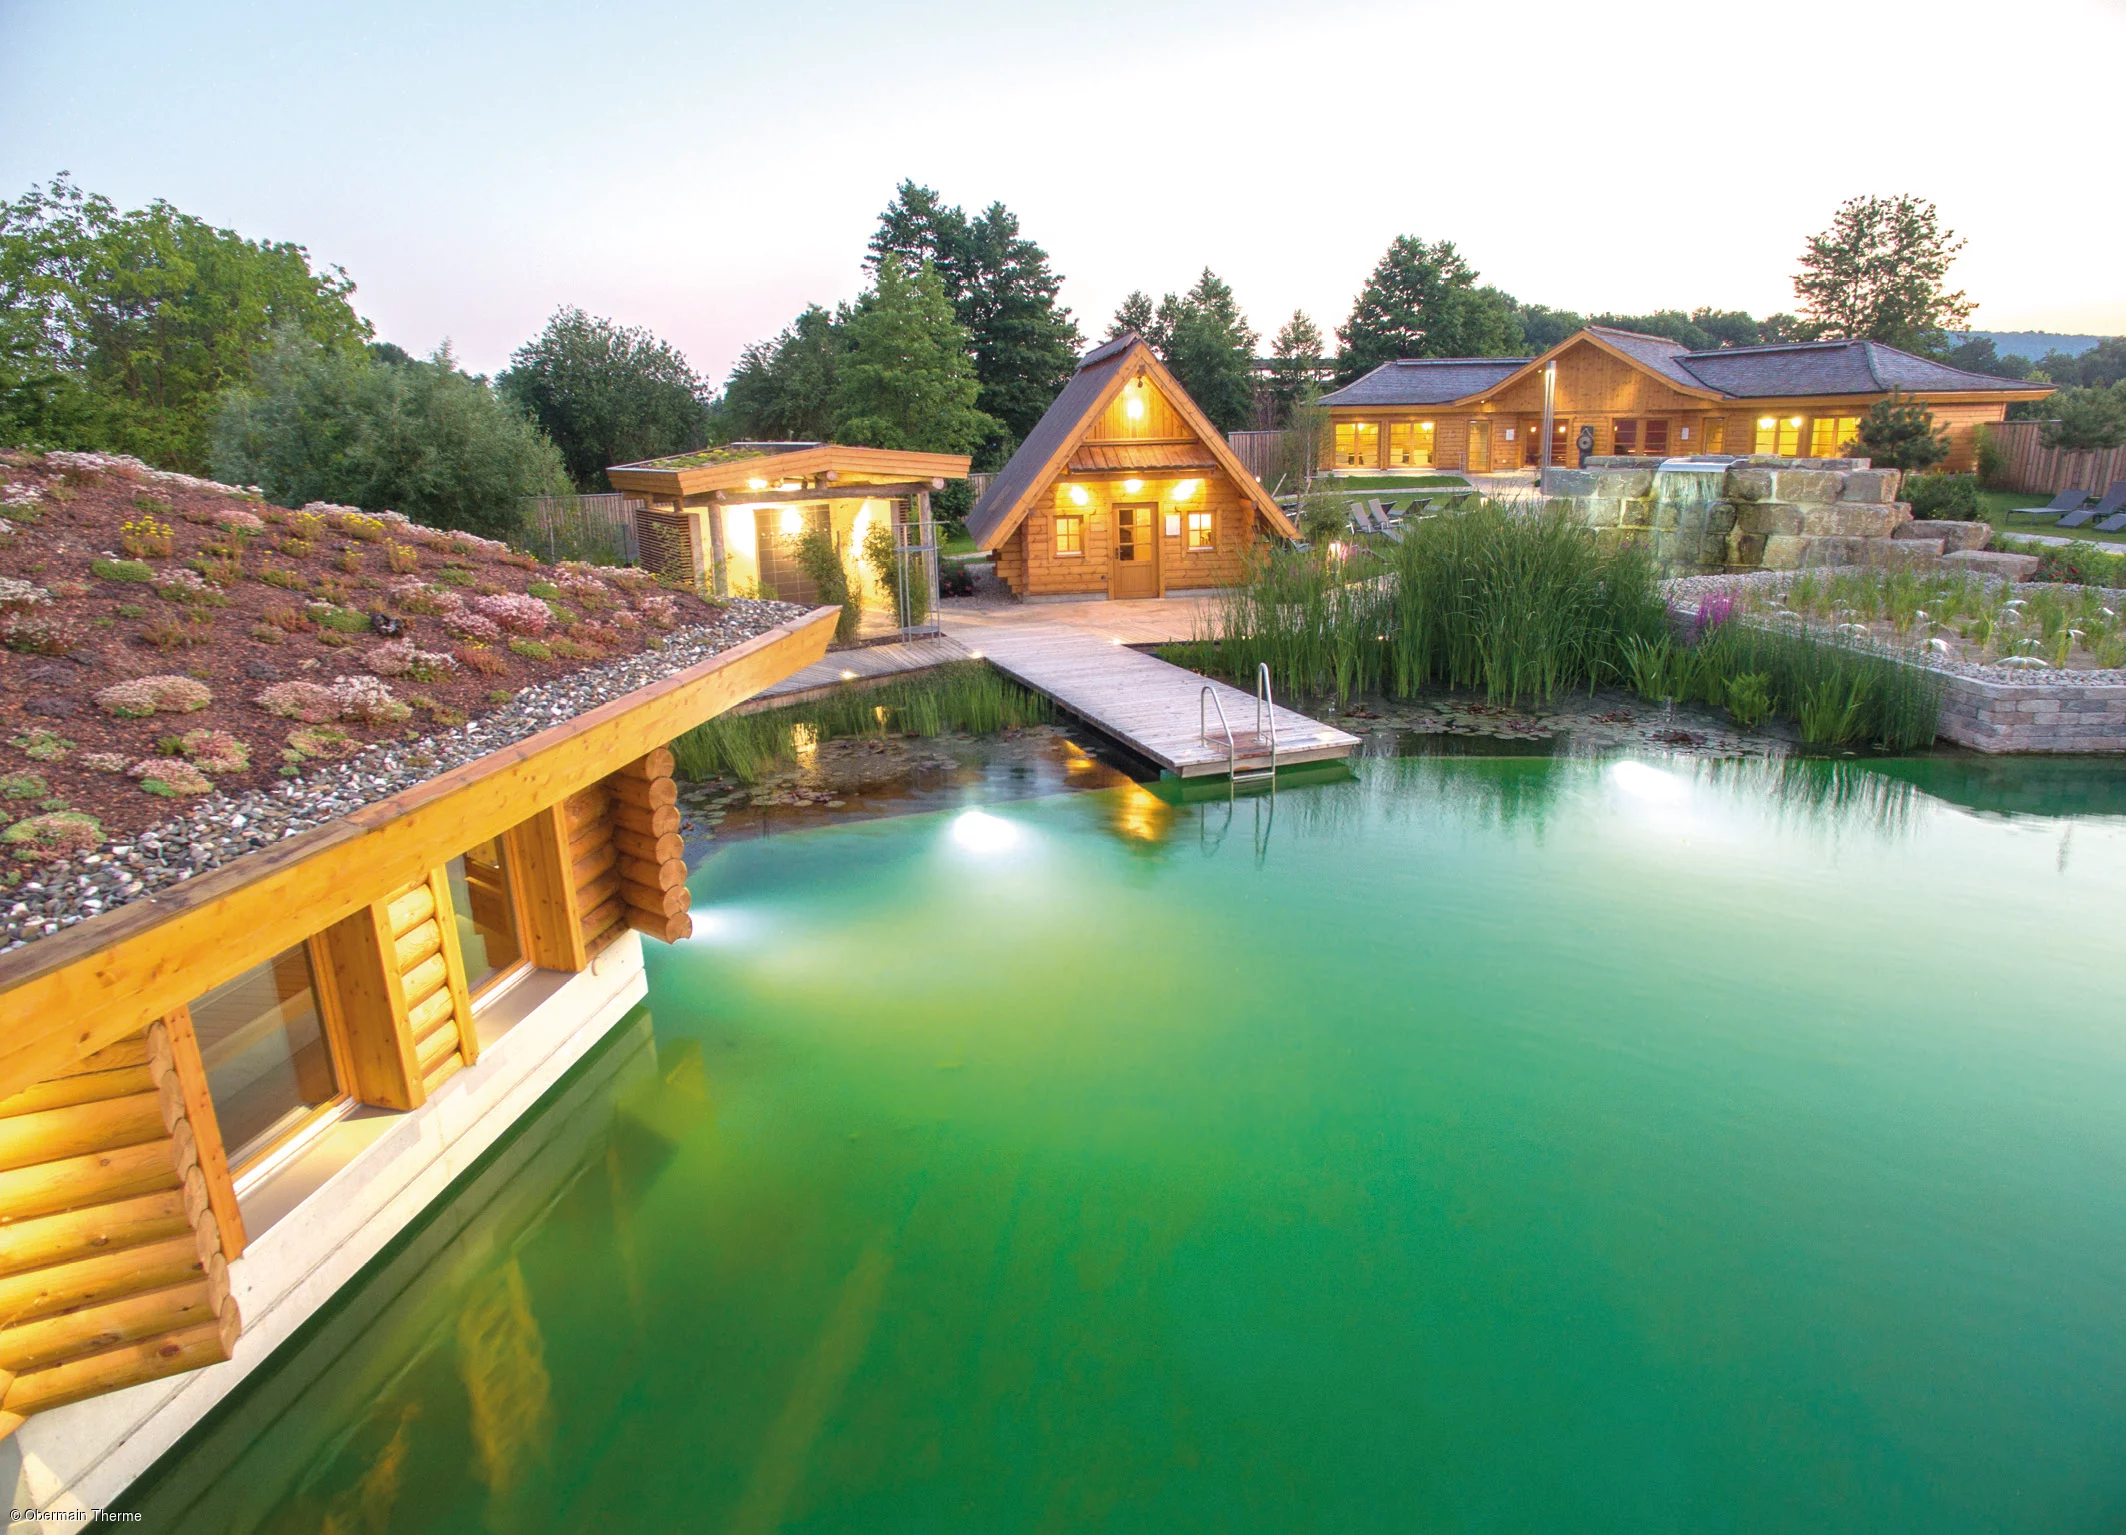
left=152, top=1009, right=246, bottom=1261
left=0, top=608, right=837, bottom=1102
left=317, top=903, right=422, bottom=1113
left=711, top=479, right=943, bottom=505
left=506, top=805, right=588, bottom=974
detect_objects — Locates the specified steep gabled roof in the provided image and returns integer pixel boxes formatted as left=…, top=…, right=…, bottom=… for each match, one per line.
left=967, top=335, right=1297, bottom=550
left=1317, top=356, right=1530, bottom=407
left=1673, top=339, right=2048, bottom=398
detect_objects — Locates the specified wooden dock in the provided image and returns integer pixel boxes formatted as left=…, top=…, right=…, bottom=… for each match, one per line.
left=737, top=634, right=973, bottom=712
left=966, top=624, right=1359, bottom=778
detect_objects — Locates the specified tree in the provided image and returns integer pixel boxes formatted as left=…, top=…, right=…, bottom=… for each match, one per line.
left=1155, top=269, right=1258, bottom=434
left=1265, top=311, right=1325, bottom=425
left=212, top=332, right=568, bottom=539
left=1335, top=236, right=1523, bottom=384
left=866, top=182, right=1078, bottom=458
left=1851, top=388, right=1948, bottom=471
left=0, top=174, right=370, bottom=471
left=1793, top=194, right=1973, bottom=355
left=718, top=304, right=845, bottom=443
left=832, top=255, right=995, bottom=454
left=499, top=308, right=707, bottom=490
left=1107, top=291, right=1157, bottom=345
left=1510, top=303, right=1583, bottom=352
left=2040, top=384, right=2126, bottom=452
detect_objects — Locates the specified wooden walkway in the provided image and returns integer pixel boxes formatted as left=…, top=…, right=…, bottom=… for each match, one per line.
left=738, top=634, right=972, bottom=712
left=966, top=624, right=1359, bottom=778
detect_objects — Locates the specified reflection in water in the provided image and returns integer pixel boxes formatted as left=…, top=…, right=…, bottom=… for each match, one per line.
left=457, top=1260, right=553, bottom=1522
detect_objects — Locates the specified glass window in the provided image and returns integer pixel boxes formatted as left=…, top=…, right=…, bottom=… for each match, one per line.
left=1810, top=416, right=1861, bottom=457
left=1054, top=514, right=1084, bottom=557
left=1387, top=422, right=1434, bottom=467
left=446, top=838, right=524, bottom=997
left=1612, top=420, right=1638, bottom=454
left=1643, top=419, right=1670, bottom=455
left=1186, top=511, right=1214, bottom=551
left=191, top=944, right=341, bottom=1169
left=1755, top=415, right=1804, bottom=455
left=1334, top=422, right=1379, bottom=468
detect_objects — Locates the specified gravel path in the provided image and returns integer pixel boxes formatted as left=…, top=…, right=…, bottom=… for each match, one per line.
left=2, top=599, right=805, bottom=953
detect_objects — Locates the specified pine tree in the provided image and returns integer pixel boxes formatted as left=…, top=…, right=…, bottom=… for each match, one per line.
left=1161, top=269, right=1258, bottom=434
left=1793, top=195, right=1973, bottom=356
left=1334, top=236, right=1523, bottom=384
left=1107, top=291, right=1156, bottom=345
left=1852, top=388, right=1949, bottom=470
left=833, top=256, right=995, bottom=455
left=1266, top=311, right=1324, bottom=425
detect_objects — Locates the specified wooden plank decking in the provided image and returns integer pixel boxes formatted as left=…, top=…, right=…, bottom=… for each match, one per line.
left=966, top=624, right=1359, bottom=778
left=739, top=635, right=973, bottom=712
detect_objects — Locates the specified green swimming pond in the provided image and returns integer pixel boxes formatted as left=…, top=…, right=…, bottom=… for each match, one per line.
left=129, top=754, right=2126, bottom=1531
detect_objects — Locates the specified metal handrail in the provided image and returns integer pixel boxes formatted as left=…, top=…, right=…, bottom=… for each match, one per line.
left=1255, top=663, right=1279, bottom=779
left=1200, top=685, right=1239, bottom=779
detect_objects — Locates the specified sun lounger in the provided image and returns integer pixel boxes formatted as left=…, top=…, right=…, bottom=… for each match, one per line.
left=1347, top=504, right=1374, bottom=534
left=2057, top=480, right=2126, bottom=529
left=2011, top=487, right=2092, bottom=519
left=2097, top=510, right=2126, bottom=533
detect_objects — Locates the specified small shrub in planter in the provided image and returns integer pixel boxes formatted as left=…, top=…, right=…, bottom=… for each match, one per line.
left=96, top=675, right=212, bottom=717
left=366, top=639, right=455, bottom=681
left=473, top=593, right=551, bottom=636
left=331, top=675, right=411, bottom=724
left=444, top=611, right=501, bottom=642
left=2, top=609, right=75, bottom=655
left=637, top=594, right=679, bottom=628
left=286, top=725, right=357, bottom=760
left=119, top=515, right=175, bottom=558
left=80, top=752, right=131, bottom=773
left=256, top=680, right=343, bottom=723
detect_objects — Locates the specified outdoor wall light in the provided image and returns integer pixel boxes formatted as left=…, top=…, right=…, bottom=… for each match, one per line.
left=1069, top=485, right=1090, bottom=506
left=1125, top=393, right=1146, bottom=420
left=1759, top=417, right=1777, bottom=429
left=1123, top=478, right=1143, bottom=494
left=747, top=477, right=768, bottom=490
left=1172, top=479, right=1199, bottom=500
left=1420, top=421, right=1434, bottom=430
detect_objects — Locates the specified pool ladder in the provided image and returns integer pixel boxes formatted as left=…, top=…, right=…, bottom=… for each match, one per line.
left=1198, top=664, right=1280, bottom=784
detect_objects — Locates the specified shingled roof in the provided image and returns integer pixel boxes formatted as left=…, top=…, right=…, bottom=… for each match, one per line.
left=1317, top=328, right=2049, bottom=408
left=967, top=335, right=1296, bottom=551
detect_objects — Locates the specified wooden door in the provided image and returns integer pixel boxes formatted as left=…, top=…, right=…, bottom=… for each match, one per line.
left=1466, top=418, right=1491, bottom=473
left=1111, top=505, right=1160, bottom=599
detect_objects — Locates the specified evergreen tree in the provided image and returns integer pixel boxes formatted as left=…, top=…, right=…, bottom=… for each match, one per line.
left=1335, top=237, right=1522, bottom=384
left=868, top=182, right=973, bottom=305
left=1793, top=194, right=1974, bottom=355
left=1851, top=388, right=1949, bottom=471
left=499, top=307, right=707, bottom=489
left=833, top=256, right=995, bottom=454
left=1107, top=291, right=1157, bottom=345
left=719, top=304, right=845, bottom=442
left=1159, top=269, right=1258, bottom=434
left=2040, top=384, right=2126, bottom=452
left=1266, top=310, right=1325, bottom=425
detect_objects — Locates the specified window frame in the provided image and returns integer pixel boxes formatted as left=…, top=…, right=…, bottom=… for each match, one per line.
left=1387, top=421, right=1435, bottom=468
left=1642, top=418, right=1670, bottom=456
left=194, top=936, right=359, bottom=1186
left=1334, top=421, right=1380, bottom=468
left=1185, top=510, right=1215, bottom=552
left=448, top=839, right=534, bottom=1008
left=1053, top=513, right=1085, bottom=559
left=1612, top=419, right=1639, bottom=455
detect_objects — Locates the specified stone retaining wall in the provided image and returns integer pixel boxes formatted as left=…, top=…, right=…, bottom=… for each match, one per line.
left=1934, top=670, right=2126, bottom=753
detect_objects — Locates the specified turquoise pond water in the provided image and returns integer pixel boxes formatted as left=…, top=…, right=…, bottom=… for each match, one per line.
left=128, top=753, right=2126, bottom=1532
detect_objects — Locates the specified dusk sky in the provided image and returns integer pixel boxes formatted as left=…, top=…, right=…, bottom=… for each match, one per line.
left=6, top=0, right=2122, bottom=382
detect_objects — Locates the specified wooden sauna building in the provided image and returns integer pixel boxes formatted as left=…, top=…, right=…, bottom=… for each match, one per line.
left=608, top=442, right=971, bottom=614
left=0, top=605, right=835, bottom=1513
left=1318, top=326, right=2052, bottom=475
left=970, top=335, right=1298, bottom=600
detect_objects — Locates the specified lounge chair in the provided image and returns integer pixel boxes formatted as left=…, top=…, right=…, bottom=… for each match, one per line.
left=2058, top=480, right=2126, bottom=529
left=1366, top=498, right=1393, bottom=526
left=2010, top=487, right=2092, bottom=519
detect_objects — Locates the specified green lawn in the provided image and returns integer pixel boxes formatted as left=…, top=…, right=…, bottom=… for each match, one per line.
left=941, top=530, right=979, bottom=558
left=1320, top=474, right=1470, bottom=492
left=1978, top=488, right=2126, bottom=546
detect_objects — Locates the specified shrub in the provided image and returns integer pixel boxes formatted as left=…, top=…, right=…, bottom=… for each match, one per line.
left=96, top=675, right=212, bottom=716
left=507, top=637, right=552, bottom=661
left=213, top=505, right=266, bottom=532
left=257, top=565, right=307, bottom=590
left=385, top=540, right=420, bottom=573
left=119, top=516, right=176, bottom=558
left=1903, top=473, right=1981, bottom=521
left=179, top=730, right=250, bottom=774
left=471, top=592, right=551, bottom=635
left=794, top=528, right=859, bottom=642
left=366, top=639, right=455, bottom=681
left=309, top=602, right=373, bottom=633
left=444, top=611, right=502, bottom=642
left=435, top=564, right=476, bottom=587
left=3, top=810, right=103, bottom=863
left=141, top=614, right=213, bottom=650
left=129, top=757, right=213, bottom=796
left=391, top=579, right=461, bottom=617
left=456, top=645, right=506, bottom=676
left=255, top=680, right=343, bottom=722
left=550, top=636, right=602, bottom=661
left=1852, top=389, right=1948, bottom=472
left=8, top=730, right=72, bottom=762
left=286, top=725, right=356, bottom=760
left=331, top=511, right=387, bottom=542
left=2, top=610, right=75, bottom=655
left=79, top=752, right=131, bottom=773
left=526, top=580, right=562, bottom=600
left=331, top=674, right=410, bottom=723
left=637, top=593, right=679, bottom=628
left=91, top=558, right=154, bottom=584
left=1972, top=426, right=2010, bottom=490
left=0, top=772, right=49, bottom=800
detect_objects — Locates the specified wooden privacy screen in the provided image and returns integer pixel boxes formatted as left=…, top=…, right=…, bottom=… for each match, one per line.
left=564, top=747, right=690, bottom=954
left=0, top=1021, right=242, bottom=1438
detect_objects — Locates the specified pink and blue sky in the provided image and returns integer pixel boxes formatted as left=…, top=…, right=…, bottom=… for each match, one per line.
left=5, top=0, right=2121, bottom=381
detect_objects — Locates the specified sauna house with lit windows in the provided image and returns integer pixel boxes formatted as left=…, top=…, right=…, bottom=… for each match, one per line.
left=970, top=334, right=1298, bottom=600
left=0, top=547, right=833, bottom=1512
left=1317, top=326, right=2051, bottom=475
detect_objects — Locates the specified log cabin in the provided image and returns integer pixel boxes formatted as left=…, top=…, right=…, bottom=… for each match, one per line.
left=0, top=464, right=837, bottom=1514
left=1318, top=326, right=2054, bottom=475
left=607, top=442, right=972, bottom=619
left=970, top=335, right=1299, bottom=600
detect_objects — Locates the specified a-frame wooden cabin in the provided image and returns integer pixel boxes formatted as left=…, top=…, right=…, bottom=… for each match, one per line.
left=969, top=335, right=1297, bottom=601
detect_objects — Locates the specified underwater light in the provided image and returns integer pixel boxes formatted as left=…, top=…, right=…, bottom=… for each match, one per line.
left=1608, top=760, right=1686, bottom=803
left=951, top=810, right=1019, bottom=854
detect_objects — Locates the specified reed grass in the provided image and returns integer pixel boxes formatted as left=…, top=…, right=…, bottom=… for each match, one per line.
left=669, top=662, right=1048, bottom=783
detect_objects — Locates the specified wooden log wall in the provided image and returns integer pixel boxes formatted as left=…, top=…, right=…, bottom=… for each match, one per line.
left=387, top=870, right=479, bottom=1100
left=562, top=744, right=692, bottom=954
left=0, top=1023, right=241, bottom=1437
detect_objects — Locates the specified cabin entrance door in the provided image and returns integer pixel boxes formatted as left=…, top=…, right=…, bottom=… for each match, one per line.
left=1110, top=504, right=1161, bottom=599
left=1466, top=418, right=1491, bottom=473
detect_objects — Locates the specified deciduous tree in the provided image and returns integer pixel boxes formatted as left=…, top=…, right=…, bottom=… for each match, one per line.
left=1793, top=195, right=1973, bottom=356
left=499, top=308, right=707, bottom=490
left=1335, top=237, right=1522, bottom=384
left=833, top=256, right=995, bottom=455
left=718, top=304, right=846, bottom=443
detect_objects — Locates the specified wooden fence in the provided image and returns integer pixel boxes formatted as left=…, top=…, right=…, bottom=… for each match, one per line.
left=1988, top=419, right=2126, bottom=496
left=1227, top=430, right=1296, bottom=484
left=522, top=494, right=643, bottom=565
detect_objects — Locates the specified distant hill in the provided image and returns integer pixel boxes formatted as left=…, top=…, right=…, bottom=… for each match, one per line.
left=1957, top=331, right=2113, bottom=360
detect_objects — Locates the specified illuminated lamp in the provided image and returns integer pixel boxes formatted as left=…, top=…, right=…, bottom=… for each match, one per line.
left=779, top=480, right=801, bottom=491
left=1758, top=417, right=1776, bottom=429
left=747, top=477, right=768, bottom=490
left=1172, top=479, right=1199, bottom=500
left=1125, top=392, right=1146, bottom=421
left=1420, top=421, right=1434, bottom=430
left=1069, top=485, right=1090, bottom=506
left=1123, top=478, right=1143, bottom=494
left=1786, top=417, right=1802, bottom=427
left=780, top=507, right=805, bottom=535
